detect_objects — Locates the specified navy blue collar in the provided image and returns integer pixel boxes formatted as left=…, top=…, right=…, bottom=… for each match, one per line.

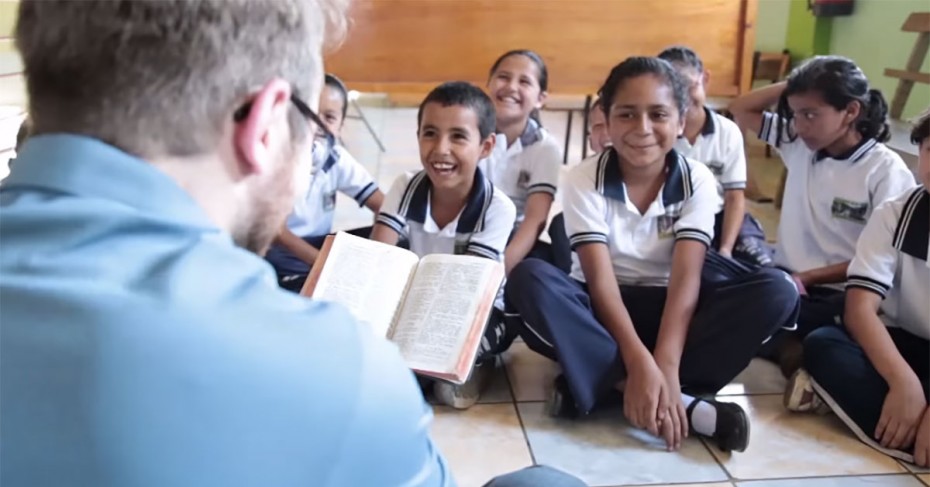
left=502, top=118, right=543, bottom=148
left=700, top=106, right=716, bottom=136
left=397, top=168, right=494, bottom=233
left=2, top=134, right=213, bottom=229
left=595, top=148, right=691, bottom=205
left=815, top=137, right=877, bottom=162
left=893, top=186, right=929, bottom=261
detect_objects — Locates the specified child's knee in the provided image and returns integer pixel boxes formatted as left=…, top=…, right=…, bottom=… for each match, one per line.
left=507, top=258, right=554, bottom=289
left=802, top=326, right=847, bottom=375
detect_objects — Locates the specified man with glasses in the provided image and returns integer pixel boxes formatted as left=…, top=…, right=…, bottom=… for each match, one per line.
left=0, top=1, right=585, bottom=486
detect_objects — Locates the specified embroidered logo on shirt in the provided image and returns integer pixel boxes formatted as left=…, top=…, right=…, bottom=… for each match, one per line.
left=517, top=170, right=531, bottom=190
left=706, top=161, right=725, bottom=176
left=831, top=198, right=868, bottom=223
left=657, top=215, right=678, bottom=239
left=322, top=190, right=337, bottom=212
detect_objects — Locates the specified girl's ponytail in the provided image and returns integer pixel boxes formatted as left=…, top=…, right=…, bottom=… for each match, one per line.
left=857, top=89, right=890, bottom=142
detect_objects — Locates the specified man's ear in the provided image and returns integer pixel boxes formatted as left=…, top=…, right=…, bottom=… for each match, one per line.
left=479, top=133, right=496, bottom=159
left=233, top=78, right=292, bottom=177
left=702, top=69, right=711, bottom=90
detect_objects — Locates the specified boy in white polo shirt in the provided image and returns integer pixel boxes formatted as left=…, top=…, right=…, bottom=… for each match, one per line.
left=730, top=56, right=916, bottom=376
left=784, top=110, right=930, bottom=467
left=266, top=74, right=383, bottom=291
left=506, top=57, right=800, bottom=453
left=659, top=46, right=771, bottom=267
left=371, top=81, right=517, bottom=409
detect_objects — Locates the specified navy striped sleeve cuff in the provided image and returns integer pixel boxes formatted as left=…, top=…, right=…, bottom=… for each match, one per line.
left=675, top=228, right=712, bottom=247
left=569, top=232, right=608, bottom=250
left=722, top=181, right=747, bottom=190
left=846, top=275, right=890, bottom=298
left=759, top=112, right=776, bottom=142
left=376, top=213, right=406, bottom=235
left=354, top=182, right=378, bottom=206
left=466, top=242, right=500, bottom=260
left=527, top=182, right=557, bottom=196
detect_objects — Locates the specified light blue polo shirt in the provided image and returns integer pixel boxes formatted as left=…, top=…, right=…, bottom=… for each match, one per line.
left=0, top=135, right=454, bottom=487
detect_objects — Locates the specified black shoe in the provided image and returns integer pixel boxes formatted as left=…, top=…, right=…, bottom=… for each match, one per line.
left=546, top=375, right=579, bottom=418
left=689, top=398, right=750, bottom=453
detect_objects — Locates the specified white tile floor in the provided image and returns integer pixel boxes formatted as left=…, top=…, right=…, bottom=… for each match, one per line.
left=329, top=101, right=928, bottom=487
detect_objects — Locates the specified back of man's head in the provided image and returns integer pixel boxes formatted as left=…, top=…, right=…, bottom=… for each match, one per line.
left=15, top=0, right=347, bottom=159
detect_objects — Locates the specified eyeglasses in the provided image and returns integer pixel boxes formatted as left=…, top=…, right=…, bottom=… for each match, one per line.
left=234, top=91, right=336, bottom=166
left=233, top=92, right=335, bottom=141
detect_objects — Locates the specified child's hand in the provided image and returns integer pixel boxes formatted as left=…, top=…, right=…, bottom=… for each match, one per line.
left=623, top=355, right=666, bottom=437
left=790, top=274, right=808, bottom=296
left=914, top=408, right=930, bottom=468
left=875, top=375, right=927, bottom=450
left=657, top=369, right=688, bottom=452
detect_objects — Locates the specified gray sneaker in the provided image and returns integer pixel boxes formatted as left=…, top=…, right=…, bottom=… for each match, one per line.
left=784, top=369, right=830, bottom=414
left=434, top=360, right=495, bottom=410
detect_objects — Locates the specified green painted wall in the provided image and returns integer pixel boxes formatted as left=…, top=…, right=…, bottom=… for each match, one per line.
left=0, top=1, right=17, bottom=39
left=756, top=0, right=791, bottom=52
left=785, top=0, right=833, bottom=60
left=830, top=0, right=930, bottom=120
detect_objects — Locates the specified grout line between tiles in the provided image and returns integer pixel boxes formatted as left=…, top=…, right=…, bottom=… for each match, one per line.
left=699, top=435, right=737, bottom=484
left=500, top=356, right=538, bottom=466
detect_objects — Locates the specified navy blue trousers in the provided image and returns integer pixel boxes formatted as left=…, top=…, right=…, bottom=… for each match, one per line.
left=805, top=325, right=930, bottom=442
left=505, top=257, right=800, bottom=414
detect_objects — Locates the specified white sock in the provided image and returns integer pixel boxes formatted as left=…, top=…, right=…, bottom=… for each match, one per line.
left=682, top=393, right=717, bottom=436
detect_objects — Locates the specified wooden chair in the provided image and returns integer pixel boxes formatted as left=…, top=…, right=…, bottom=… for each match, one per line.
left=885, top=12, right=930, bottom=120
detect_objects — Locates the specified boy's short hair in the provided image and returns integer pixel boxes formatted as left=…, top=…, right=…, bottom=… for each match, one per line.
left=417, top=81, right=496, bottom=140
left=657, top=45, right=704, bottom=73
left=15, top=0, right=349, bottom=159
left=910, top=108, right=930, bottom=145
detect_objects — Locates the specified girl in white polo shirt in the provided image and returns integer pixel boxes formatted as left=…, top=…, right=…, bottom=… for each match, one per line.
left=730, top=56, right=916, bottom=376
left=785, top=112, right=930, bottom=466
left=481, top=50, right=563, bottom=274
left=506, top=57, right=800, bottom=453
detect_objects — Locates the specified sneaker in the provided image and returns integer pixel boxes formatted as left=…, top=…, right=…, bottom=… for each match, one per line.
left=709, top=399, right=751, bottom=453
left=434, top=360, right=494, bottom=410
left=784, top=369, right=830, bottom=414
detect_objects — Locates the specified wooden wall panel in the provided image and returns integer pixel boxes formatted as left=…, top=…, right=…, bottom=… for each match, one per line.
left=325, top=0, right=757, bottom=97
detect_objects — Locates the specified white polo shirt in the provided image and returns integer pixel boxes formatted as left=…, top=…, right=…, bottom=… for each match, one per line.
left=564, top=148, right=718, bottom=286
left=287, top=143, right=378, bottom=238
left=674, top=107, right=747, bottom=212
left=758, top=112, right=917, bottom=275
left=376, top=169, right=516, bottom=262
left=478, top=119, right=561, bottom=225
left=847, top=186, right=929, bottom=339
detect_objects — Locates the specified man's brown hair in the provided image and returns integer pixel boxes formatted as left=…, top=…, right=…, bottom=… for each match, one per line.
left=15, top=0, right=348, bottom=159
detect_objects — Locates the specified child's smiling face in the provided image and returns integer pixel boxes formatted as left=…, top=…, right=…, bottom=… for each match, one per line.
left=317, top=85, right=346, bottom=139
left=488, top=54, right=546, bottom=127
left=417, top=102, right=494, bottom=192
left=606, top=73, right=684, bottom=169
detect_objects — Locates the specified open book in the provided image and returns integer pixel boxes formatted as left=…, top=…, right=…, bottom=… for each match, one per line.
left=301, top=232, right=505, bottom=384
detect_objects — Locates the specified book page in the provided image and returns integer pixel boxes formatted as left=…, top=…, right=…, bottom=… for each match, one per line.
left=390, top=254, right=501, bottom=374
left=305, top=233, right=419, bottom=338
